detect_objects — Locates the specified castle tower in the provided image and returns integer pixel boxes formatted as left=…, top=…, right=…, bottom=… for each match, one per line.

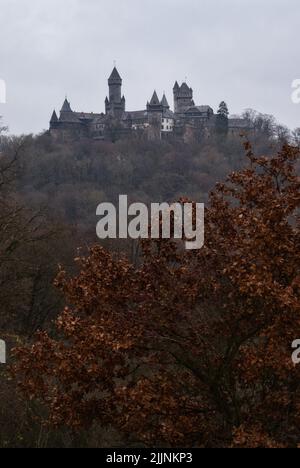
left=59, top=98, right=74, bottom=121
left=173, top=81, right=194, bottom=115
left=50, top=110, right=59, bottom=129
left=109, top=67, right=122, bottom=103
left=147, top=91, right=163, bottom=140
left=173, top=81, right=180, bottom=113
left=161, top=93, right=170, bottom=111
left=147, top=90, right=163, bottom=113
left=105, top=67, right=126, bottom=118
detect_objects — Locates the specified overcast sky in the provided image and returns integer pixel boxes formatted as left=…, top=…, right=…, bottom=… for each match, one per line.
left=0, top=0, right=299, bottom=135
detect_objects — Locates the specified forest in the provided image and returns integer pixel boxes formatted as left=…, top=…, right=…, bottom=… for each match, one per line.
left=0, top=110, right=299, bottom=448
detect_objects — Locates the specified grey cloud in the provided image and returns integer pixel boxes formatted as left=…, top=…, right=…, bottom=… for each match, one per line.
left=0, top=0, right=299, bottom=134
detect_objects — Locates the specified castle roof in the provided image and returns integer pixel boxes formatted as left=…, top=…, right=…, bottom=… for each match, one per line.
left=163, top=109, right=175, bottom=119
left=179, top=82, right=193, bottom=96
left=173, top=81, right=180, bottom=91
left=181, top=82, right=189, bottom=89
left=61, top=98, right=72, bottom=113
left=108, top=67, right=122, bottom=83
left=185, top=105, right=213, bottom=114
left=50, top=110, right=58, bottom=123
left=74, top=112, right=103, bottom=120
left=126, top=110, right=148, bottom=122
left=161, top=94, right=170, bottom=109
left=93, top=114, right=108, bottom=123
left=149, top=91, right=160, bottom=106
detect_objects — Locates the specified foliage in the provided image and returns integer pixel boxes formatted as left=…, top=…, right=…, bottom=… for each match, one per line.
left=216, top=101, right=229, bottom=135
left=13, top=144, right=300, bottom=448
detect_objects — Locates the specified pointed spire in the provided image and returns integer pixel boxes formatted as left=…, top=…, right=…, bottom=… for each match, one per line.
left=50, top=110, right=58, bottom=123
left=108, top=67, right=122, bottom=83
left=61, top=98, right=72, bottom=113
left=161, top=93, right=169, bottom=109
left=173, top=81, right=179, bottom=91
left=150, top=91, right=160, bottom=106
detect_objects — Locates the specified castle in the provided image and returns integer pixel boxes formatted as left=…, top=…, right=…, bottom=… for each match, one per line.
left=49, top=67, right=249, bottom=143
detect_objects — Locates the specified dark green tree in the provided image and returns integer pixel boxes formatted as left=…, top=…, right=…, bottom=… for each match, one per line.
left=216, top=101, right=229, bottom=135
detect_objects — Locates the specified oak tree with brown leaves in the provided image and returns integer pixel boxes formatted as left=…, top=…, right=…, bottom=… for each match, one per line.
left=13, top=144, right=300, bottom=448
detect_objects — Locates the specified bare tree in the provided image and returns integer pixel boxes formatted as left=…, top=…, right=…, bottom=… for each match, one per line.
left=292, top=128, right=300, bottom=147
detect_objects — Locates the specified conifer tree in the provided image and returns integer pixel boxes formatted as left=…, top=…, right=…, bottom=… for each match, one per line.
left=216, top=101, right=229, bottom=135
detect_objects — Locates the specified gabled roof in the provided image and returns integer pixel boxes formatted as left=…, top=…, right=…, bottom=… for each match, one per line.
left=74, top=112, right=103, bottom=120
left=163, top=109, right=175, bottom=119
left=185, top=105, right=213, bottom=114
left=91, top=114, right=106, bottom=123
left=126, top=110, right=148, bottom=121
